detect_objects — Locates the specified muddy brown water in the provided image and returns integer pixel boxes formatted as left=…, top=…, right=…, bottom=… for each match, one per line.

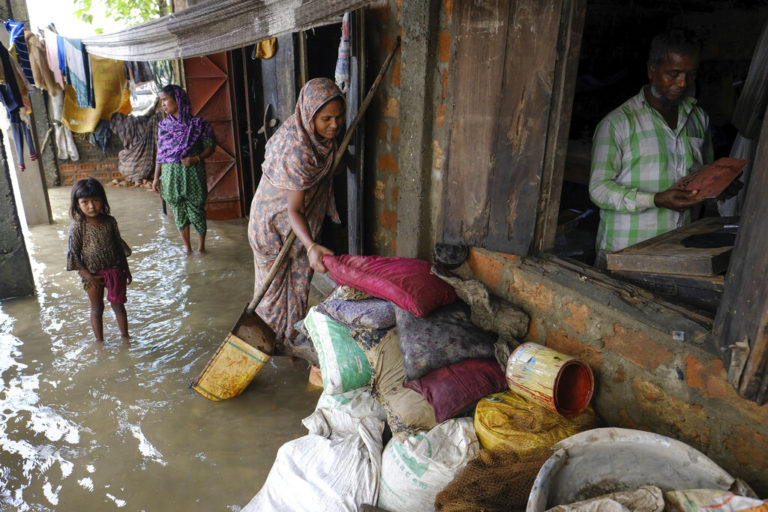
left=0, top=185, right=322, bottom=511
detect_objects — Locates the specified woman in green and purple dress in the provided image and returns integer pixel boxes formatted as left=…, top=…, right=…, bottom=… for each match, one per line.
left=152, top=84, right=215, bottom=254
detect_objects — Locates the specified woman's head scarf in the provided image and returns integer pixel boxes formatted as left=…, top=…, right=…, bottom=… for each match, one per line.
left=262, top=78, right=345, bottom=190
left=156, top=85, right=214, bottom=164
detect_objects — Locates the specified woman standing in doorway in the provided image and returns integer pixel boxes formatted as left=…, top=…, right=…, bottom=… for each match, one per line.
left=248, top=78, right=345, bottom=347
left=153, top=84, right=215, bottom=254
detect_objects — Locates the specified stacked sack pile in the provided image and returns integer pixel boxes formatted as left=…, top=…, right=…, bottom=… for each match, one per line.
left=243, top=254, right=601, bottom=512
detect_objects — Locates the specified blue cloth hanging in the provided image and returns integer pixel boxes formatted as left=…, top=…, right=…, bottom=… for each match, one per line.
left=4, top=19, right=35, bottom=86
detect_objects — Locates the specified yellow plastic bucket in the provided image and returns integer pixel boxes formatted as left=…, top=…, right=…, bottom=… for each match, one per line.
left=191, top=309, right=275, bottom=401
left=505, top=343, right=594, bottom=417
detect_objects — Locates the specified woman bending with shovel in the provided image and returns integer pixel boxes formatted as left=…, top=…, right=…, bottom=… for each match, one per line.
left=248, top=78, right=345, bottom=347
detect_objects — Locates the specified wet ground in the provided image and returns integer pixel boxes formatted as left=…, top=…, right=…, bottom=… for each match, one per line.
left=0, top=185, right=323, bottom=511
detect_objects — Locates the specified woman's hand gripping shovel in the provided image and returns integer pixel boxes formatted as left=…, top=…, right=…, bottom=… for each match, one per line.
left=191, top=37, right=401, bottom=401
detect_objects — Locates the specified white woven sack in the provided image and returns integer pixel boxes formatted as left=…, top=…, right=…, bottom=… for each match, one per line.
left=377, top=417, right=479, bottom=512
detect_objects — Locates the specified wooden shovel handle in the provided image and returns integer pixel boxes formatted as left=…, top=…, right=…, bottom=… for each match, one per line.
left=246, top=37, right=401, bottom=315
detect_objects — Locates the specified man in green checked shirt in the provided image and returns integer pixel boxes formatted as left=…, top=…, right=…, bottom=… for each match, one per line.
left=589, top=29, right=713, bottom=267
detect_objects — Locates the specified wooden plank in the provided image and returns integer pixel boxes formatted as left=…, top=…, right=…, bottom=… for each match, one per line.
left=606, top=217, right=736, bottom=276
left=714, top=104, right=768, bottom=404
left=486, top=0, right=563, bottom=253
left=440, top=0, right=511, bottom=246
left=534, top=0, right=587, bottom=253
left=612, top=270, right=723, bottom=314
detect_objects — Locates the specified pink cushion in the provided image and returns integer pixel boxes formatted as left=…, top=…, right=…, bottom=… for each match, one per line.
left=322, top=255, right=456, bottom=317
left=403, top=359, right=508, bottom=422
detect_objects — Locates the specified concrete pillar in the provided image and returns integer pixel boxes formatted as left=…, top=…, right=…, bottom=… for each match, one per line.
left=0, top=129, right=35, bottom=299
left=31, top=90, right=59, bottom=187
left=4, top=0, right=54, bottom=226
left=396, top=0, right=441, bottom=259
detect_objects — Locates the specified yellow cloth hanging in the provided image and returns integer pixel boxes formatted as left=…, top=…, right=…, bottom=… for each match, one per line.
left=255, top=38, right=277, bottom=59
left=62, top=56, right=130, bottom=133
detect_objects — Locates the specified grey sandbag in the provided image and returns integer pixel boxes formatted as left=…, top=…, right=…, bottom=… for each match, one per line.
left=395, top=301, right=497, bottom=381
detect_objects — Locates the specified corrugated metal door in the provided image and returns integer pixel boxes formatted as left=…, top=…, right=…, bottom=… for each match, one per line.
left=183, top=52, right=242, bottom=219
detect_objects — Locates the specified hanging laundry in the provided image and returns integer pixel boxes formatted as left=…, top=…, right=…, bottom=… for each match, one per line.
left=253, top=38, right=276, bottom=59
left=50, top=92, right=79, bottom=161
left=4, top=19, right=35, bottom=86
left=63, top=37, right=95, bottom=109
left=110, top=108, right=160, bottom=184
left=0, top=44, right=36, bottom=171
left=10, top=111, right=37, bottom=171
left=56, top=35, right=68, bottom=84
left=124, top=61, right=154, bottom=87
left=25, top=31, right=60, bottom=96
left=89, top=120, right=112, bottom=154
left=149, top=60, right=175, bottom=88
left=334, top=13, right=350, bottom=93
left=43, top=30, right=66, bottom=90
left=62, top=56, right=128, bottom=134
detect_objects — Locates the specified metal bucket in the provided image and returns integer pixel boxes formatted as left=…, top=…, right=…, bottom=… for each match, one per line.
left=191, top=307, right=275, bottom=401
left=505, top=343, right=594, bottom=417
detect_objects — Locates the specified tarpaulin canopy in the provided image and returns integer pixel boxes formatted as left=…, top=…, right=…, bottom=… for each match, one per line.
left=82, top=0, right=371, bottom=61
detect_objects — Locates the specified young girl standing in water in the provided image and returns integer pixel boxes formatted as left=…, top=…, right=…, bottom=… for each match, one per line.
left=67, top=178, right=132, bottom=342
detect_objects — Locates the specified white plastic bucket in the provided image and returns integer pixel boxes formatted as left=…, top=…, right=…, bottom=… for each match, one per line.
left=527, top=428, right=738, bottom=512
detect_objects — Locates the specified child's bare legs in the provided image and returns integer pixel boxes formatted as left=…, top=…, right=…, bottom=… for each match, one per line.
left=85, top=283, right=105, bottom=342
left=111, top=302, right=130, bottom=340
left=179, top=225, right=192, bottom=254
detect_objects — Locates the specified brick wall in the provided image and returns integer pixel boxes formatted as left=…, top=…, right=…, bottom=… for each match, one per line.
left=58, top=133, right=122, bottom=187
left=364, top=0, right=454, bottom=256
left=365, top=1, right=402, bottom=256
left=458, top=248, right=768, bottom=496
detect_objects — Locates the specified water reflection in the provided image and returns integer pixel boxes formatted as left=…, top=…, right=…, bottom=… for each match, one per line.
left=0, top=186, right=321, bottom=511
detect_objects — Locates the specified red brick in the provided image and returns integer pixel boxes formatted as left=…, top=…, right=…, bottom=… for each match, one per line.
left=632, top=377, right=711, bottom=447
left=391, top=60, right=401, bottom=87
left=686, top=356, right=767, bottom=424
left=377, top=123, right=388, bottom=142
left=726, top=426, right=768, bottom=472
left=381, top=209, right=397, bottom=233
left=510, top=268, right=554, bottom=312
left=59, top=163, right=76, bottom=172
left=685, top=355, right=731, bottom=399
left=603, top=324, right=673, bottom=370
left=390, top=126, right=399, bottom=143
left=377, top=153, right=398, bottom=174
left=436, top=104, right=446, bottom=128
left=77, top=163, right=96, bottom=172
left=545, top=329, right=603, bottom=372
left=442, top=70, right=449, bottom=99
left=467, top=249, right=503, bottom=288
left=438, top=30, right=451, bottom=62
left=443, top=0, right=453, bottom=23
left=381, top=97, right=399, bottom=118
left=527, top=319, right=539, bottom=341
left=564, top=303, right=590, bottom=335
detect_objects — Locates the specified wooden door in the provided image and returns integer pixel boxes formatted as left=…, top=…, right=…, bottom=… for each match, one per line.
left=184, top=52, right=242, bottom=219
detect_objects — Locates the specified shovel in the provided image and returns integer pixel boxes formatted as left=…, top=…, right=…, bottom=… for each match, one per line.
left=191, top=37, right=401, bottom=400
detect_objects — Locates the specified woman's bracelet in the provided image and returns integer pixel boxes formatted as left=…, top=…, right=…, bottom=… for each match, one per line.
left=307, top=242, right=317, bottom=254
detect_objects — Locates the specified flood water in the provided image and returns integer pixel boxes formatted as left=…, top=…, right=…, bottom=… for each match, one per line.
left=0, top=185, right=323, bottom=511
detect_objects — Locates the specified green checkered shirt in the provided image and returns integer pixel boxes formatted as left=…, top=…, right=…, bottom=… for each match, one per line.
left=589, top=89, right=713, bottom=252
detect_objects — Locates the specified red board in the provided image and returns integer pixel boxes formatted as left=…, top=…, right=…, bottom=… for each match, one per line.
left=676, top=157, right=749, bottom=199
left=184, top=53, right=242, bottom=220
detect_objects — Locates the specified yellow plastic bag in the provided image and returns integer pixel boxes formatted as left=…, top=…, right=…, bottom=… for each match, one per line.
left=474, top=390, right=598, bottom=456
